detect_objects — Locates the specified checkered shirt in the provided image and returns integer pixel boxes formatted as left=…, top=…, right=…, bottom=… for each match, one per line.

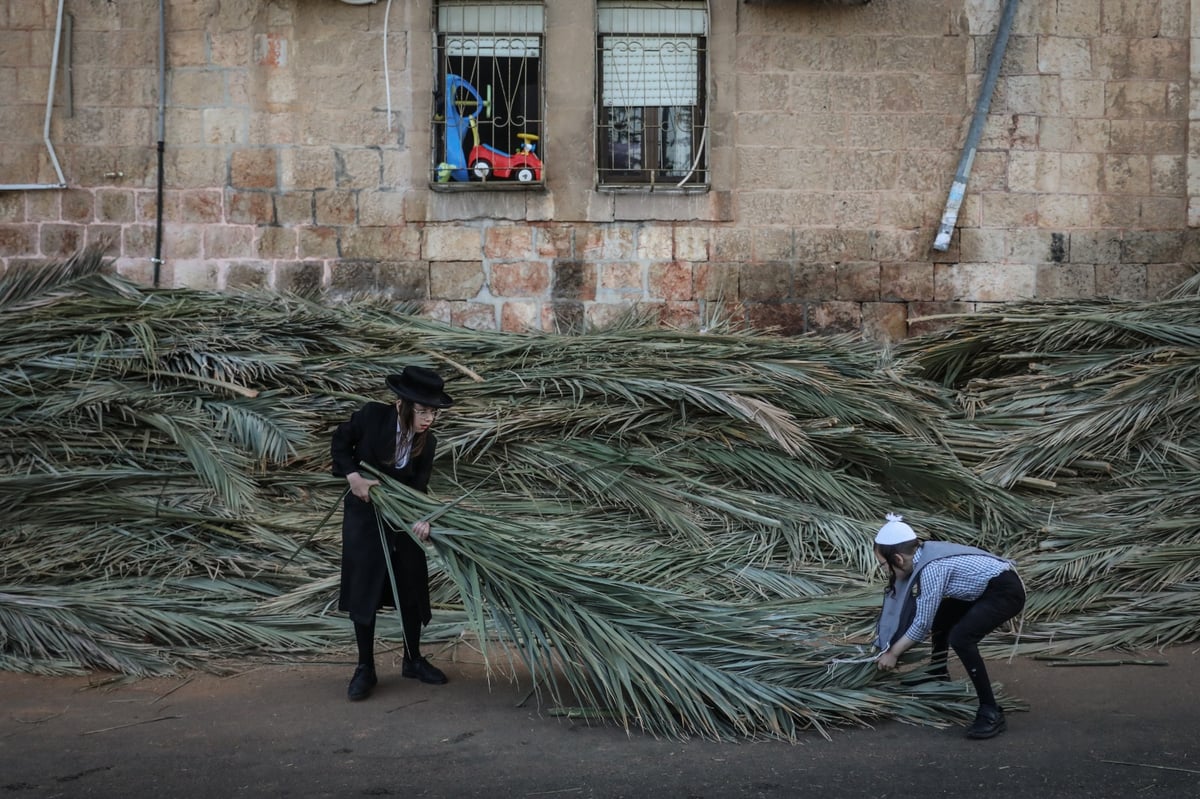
left=903, top=551, right=1010, bottom=643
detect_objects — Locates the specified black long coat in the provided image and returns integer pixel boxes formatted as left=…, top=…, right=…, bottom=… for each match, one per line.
left=330, top=401, right=436, bottom=626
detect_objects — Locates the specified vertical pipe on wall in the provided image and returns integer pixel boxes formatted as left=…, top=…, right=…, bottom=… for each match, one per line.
left=0, top=0, right=67, bottom=190
left=64, top=13, right=73, bottom=117
left=932, top=0, right=1020, bottom=252
left=40, top=0, right=68, bottom=187
left=384, top=0, right=396, bottom=130
left=153, top=0, right=167, bottom=287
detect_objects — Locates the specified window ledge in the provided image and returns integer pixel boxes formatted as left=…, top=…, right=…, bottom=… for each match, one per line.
left=596, top=184, right=709, bottom=195
left=429, top=182, right=547, bottom=193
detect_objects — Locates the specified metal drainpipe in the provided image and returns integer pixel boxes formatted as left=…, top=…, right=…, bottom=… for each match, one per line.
left=932, top=0, right=1020, bottom=252
left=152, top=0, right=167, bottom=287
left=0, top=0, right=68, bottom=191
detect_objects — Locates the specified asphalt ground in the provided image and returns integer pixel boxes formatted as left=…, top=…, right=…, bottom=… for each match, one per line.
left=1, top=644, right=1197, bottom=798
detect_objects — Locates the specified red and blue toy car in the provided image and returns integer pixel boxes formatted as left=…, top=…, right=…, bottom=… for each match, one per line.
left=469, top=132, right=542, bottom=183
left=443, top=74, right=543, bottom=183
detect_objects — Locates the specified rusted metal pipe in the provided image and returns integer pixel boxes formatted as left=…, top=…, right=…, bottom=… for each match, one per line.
left=933, top=0, right=1020, bottom=252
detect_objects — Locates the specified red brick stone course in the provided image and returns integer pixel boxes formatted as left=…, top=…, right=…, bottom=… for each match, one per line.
left=599, top=262, right=642, bottom=294
left=276, top=261, right=324, bottom=295
left=227, top=262, right=271, bottom=290
left=180, top=190, right=224, bottom=224
left=746, top=301, right=807, bottom=336
left=228, top=191, right=275, bottom=225
left=0, top=225, right=37, bottom=254
left=793, top=263, right=837, bottom=300
left=485, top=226, right=535, bottom=259
left=84, top=225, right=121, bottom=253
left=256, top=227, right=297, bottom=259
left=551, top=261, right=596, bottom=302
left=648, top=262, right=694, bottom=301
left=298, top=226, right=339, bottom=259
left=315, top=191, right=357, bottom=226
left=490, top=261, right=550, bottom=297
left=808, top=300, right=862, bottom=335
left=579, top=225, right=634, bottom=260
left=203, top=225, right=254, bottom=259
left=739, top=262, right=791, bottom=301
left=231, top=148, right=278, bottom=190
left=40, top=224, right=84, bottom=258
left=535, top=225, right=575, bottom=258
left=695, top=262, right=739, bottom=301
left=836, top=262, right=881, bottom=302
left=450, top=301, right=498, bottom=330
left=430, top=261, right=485, bottom=301
left=881, top=262, right=935, bottom=302
left=61, top=191, right=95, bottom=223
left=276, top=192, right=315, bottom=225
left=342, top=226, right=421, bottom=260
left=122, top=224, right=157, bottom=258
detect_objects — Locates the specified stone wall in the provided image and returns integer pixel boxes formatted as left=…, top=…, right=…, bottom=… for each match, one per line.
left=0, top=0, right=1196, bottom=339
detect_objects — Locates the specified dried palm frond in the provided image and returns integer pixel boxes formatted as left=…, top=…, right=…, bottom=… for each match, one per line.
left=2, top=249, right=1198, bottom=739
left=900, top=295, right=1200, bottom=387
left=366, top=480, right=986, bottom=739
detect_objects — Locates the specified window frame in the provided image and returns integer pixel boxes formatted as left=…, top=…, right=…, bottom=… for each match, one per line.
left=595, top=1, right=710, bottom=192
left=431, top=1, right=547, bottom=191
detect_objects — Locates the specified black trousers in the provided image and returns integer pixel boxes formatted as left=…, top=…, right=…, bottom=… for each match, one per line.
left=929, top=569, right=1026, bottom=707
left=354, top=529, right=429, bottom=666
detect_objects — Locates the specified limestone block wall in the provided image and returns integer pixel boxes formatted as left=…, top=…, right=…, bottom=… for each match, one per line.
left=0, top=0, right=1197, bottom=339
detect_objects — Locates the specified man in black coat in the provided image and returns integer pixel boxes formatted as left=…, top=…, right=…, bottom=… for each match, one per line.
left=331, top=365, right=454, bottom=701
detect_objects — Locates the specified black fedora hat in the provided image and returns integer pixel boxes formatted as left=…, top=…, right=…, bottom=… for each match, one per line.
left=386, top=365, right=454, bottom=409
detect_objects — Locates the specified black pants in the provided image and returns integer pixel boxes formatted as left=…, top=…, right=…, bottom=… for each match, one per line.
left=929, top=570, right=1025, bottom=707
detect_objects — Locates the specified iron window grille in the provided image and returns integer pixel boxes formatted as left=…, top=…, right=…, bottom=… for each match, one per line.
left=596, top=0, right=708, bottom=190
left=432, top=1, right=546, bottom=187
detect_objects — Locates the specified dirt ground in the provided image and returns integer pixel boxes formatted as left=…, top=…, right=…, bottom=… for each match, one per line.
left=1, top=643, right=1197, bottom=799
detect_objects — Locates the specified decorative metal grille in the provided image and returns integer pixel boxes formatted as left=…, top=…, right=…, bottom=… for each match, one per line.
left=597, top=1, right=708, bottom=189
left=433, top=2, right=546, bottom=187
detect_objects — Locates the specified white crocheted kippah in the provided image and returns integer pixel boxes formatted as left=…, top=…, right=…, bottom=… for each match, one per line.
left=874, top=512, right=917, bottom=546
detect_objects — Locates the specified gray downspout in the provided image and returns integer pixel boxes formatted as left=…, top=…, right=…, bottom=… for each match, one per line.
left=932, top=0, right=1020, bottom=251
left=153, top=0, right=167, bottom=287
left=0, top=0, right=67, bottom=191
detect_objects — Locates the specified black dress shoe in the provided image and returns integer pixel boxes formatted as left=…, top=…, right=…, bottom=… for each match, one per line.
left=347, top=664, right=377, bottom=701
left=965, top=704, right=1006, bottom=739
left=402, top=656, right=448, bottom=684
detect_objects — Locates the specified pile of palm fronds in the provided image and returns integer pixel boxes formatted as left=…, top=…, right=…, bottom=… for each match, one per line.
left=896, top=272, right=1200, bottom=652
left=2, top=248, right=1197, bottom=740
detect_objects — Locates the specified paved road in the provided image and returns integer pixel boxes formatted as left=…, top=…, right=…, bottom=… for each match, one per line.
left=1, top=646, right=1196, bottom=798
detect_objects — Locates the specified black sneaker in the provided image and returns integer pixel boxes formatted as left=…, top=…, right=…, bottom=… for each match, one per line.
left=347, top=663, right=377, bottom=701
left=402, top=656, right=448, bottom=684
left=965, top=704, right=1006, bottom=739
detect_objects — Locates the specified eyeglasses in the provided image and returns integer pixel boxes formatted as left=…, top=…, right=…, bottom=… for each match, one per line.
left=412, top=405, right=441, bottom=419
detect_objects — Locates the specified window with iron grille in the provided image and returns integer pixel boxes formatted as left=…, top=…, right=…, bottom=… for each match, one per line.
left=433, top=2, right=545, bottom=187
left=597, top=1, right=708, bottom=189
